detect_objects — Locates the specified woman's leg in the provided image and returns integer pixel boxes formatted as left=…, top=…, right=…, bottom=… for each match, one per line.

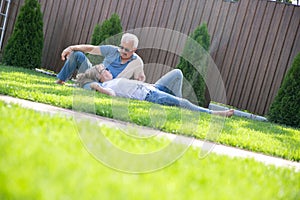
left=154, top=69, right=183, bottom=97
left=145, top=89, right=212, bottom=113
left=145, top=90, right=234, bottom=117
left=57, top=51, right=92, bottom=82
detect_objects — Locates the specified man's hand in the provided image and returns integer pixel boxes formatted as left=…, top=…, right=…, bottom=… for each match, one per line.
left=61, top=46, right=73, bottom=61
left=61, top=45, right=101, bottom=61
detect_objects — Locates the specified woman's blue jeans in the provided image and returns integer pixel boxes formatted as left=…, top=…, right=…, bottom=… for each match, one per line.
left=154, top=69, right=183, bottom=98
left=57, top=51, right=92, bottom=81
left=145, top=89, right=211, bottom=114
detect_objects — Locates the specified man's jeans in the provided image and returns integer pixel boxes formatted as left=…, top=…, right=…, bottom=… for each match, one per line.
left=57, top=51, right=92, bottom=81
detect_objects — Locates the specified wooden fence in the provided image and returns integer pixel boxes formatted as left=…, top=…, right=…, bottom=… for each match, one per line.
left=1, top=0, right=300, bottom=115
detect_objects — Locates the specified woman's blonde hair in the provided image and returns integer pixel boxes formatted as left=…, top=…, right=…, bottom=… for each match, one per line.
left=76, top=64, right=105, bottom=87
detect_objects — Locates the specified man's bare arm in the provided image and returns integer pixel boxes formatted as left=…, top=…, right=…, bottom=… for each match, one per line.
left=61, top=44, right=101, bottom=61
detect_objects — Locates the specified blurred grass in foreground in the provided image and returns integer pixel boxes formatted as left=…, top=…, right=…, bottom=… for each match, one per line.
left=0, top=101, right=299, bottom=200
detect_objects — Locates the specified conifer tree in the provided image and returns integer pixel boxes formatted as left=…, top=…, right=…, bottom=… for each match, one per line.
left=91, top=13, right=122, bottom=46
left=268, top=52, right=300, bottom=128
left=176, top=23, right=211, bottom=107
left=89, top=13, right=122, bottom=64
left=2, top=0, right=43, bottom=69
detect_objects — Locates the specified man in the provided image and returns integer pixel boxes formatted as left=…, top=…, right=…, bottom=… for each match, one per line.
left=56, top=33, right=145, bottom=84
left=76, top=66, right=234, bottom=117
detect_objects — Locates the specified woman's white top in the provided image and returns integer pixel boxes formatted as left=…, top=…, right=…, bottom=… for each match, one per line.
left=102, top=78, right=155, bottom=100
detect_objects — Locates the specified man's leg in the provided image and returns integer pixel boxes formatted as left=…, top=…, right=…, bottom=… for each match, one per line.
left=154, top=69, right=183, bottom=97
left=56, top=51, right=92, bottom=83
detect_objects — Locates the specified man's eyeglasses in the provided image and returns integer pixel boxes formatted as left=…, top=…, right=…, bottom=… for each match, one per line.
left=119, top=45, right=134, bottom=53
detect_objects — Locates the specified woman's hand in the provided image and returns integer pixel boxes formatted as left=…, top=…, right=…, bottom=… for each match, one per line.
left=90, top=82, right=116, bottom=96
left=108, top=90, right=116, bottom=96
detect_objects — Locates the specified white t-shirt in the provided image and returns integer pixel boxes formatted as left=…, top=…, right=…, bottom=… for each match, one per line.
left=102, top=78, right=154, bottom=100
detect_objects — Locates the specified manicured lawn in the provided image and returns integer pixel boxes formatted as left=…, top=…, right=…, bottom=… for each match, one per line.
left=0, top=65, right=299, bottom=162
left=0, top=101, right=299, bottom=200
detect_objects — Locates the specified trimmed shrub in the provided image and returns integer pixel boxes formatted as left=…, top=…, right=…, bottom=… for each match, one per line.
left=89, top=13, right=122, bottom=65
left=176, top=23, right=211, bottom=107
left=90, top=13, right=123, bottom=46
left=2, top=0, right=43, bottom=69
left=268, top=52, right=300, bottom=128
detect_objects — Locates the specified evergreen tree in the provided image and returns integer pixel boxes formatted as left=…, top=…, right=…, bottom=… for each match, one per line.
left=90, top=13, right=122, bottom=46
left=268, top=52, right=300, bottom=128
left=2, top=0, right=43, bottom=69
left=91, top=24, right=101, bottom=45
left=89, top=13, right=122, bottom=65
left=176, top=23, right=211, bottom=107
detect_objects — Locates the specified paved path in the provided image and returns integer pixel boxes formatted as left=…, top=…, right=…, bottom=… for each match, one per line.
left=1, top=95, right=299, bottom=172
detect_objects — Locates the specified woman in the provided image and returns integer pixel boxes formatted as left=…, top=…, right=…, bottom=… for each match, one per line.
left=76, top=65, right=234, bottom=117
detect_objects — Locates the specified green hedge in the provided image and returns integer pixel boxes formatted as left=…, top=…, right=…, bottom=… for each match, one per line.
left=90, top=13, right=122, bottom=46
left=88, top=13, right=122, bottom=65
left=2, top=0, right=43, bottom=69
left=268, top=52, right=300, bottom=128
left=176, top=23, right=210, bottom=107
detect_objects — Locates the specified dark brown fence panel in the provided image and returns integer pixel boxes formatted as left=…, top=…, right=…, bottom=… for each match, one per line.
left=252, top=4, right=285, bottom=113
left=253, top=3, right=285, bottom=114
left=1, top=0, right=24, bottom=48
left=264, top=5, right=300, bottom=113
left=240, top=1, right=272, bottom=110
left=249, top=3, right=277, bottom=112
left=137, top=0, right=163, bottom=83
left=233, top=0, right=262, bottom=108
left=209, top=1, right=239, bottom=103
left=43, top=1, right=65, bottom=69
left=155, top=0, right=178, bottom=81
left=2, top=0, right=300, bottom=115
left=262, top=4, right=296, bottom=114
left=213, top=0, right=248, bottom=103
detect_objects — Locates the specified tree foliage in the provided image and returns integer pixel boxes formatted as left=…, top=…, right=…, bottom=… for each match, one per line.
left=90, top=13, right=123, bottom=46
left=2, top=0, right=43, bottom=69
left=89, top=14, right=123, bottom=65
left=268, top=52, right=300, bottom=128
left=176, top=23, right=211, bottom=107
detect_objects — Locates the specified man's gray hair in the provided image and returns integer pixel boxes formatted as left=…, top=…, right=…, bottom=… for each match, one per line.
left=121, top=33, right=139, bottom=48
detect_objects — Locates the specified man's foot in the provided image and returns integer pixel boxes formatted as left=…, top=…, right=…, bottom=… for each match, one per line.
left=212, top=109, right=234, bottom=117
left=55, top=79, right=65, bottom=85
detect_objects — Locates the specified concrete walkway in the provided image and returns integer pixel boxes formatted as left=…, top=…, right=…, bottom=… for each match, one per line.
left=1, top=95, right=299, bottom=172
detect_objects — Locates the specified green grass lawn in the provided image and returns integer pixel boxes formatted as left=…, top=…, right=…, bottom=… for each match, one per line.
left=0, top=65, right=299, bottom=163
left=1, top=101, right=299, bottom=200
